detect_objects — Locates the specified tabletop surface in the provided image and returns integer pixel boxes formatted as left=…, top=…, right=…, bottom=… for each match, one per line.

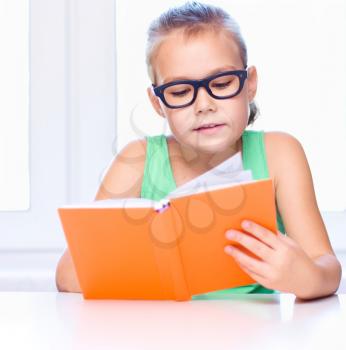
left=1, top=292, right=345, bottom=350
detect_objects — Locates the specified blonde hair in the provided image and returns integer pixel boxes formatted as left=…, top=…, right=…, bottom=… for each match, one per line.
left=145, top=1, right=258, bottom=125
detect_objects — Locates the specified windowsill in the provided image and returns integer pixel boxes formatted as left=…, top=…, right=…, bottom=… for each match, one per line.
left=0, top=251, right=61, bottom=292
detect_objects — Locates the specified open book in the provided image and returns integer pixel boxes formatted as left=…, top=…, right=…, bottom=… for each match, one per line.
left=58, top=152, right=278, bottom=300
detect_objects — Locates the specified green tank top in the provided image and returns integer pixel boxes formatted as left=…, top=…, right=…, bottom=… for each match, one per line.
left=141, top=130, right=285, bottom=298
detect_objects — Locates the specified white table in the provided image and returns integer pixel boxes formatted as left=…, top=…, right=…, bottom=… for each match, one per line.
left=0, top=292, right=345, bottom=350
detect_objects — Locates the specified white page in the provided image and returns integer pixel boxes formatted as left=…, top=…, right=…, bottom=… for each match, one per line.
left=167, top=170, right=253, bottom=199
left=59, top=197, right=155, bottom=209
left=168, top=151, right=253, bottom=198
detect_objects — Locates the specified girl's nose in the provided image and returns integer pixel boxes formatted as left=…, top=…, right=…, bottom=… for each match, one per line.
left=193, top=86, right=217, bottom=114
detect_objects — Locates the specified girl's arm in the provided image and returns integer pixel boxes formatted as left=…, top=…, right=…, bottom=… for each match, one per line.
left=55, top=139, right=147, bottom=292
left=225, top=132, right=342, bottom=300
left=270, top=132, right=342, bottom=298
left=55, top=249, right=81, bottom=292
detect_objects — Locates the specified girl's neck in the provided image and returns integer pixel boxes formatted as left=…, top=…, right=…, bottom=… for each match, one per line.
left=169, top=135, right=242, bottom=173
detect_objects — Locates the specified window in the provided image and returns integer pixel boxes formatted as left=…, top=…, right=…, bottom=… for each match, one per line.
left=0, top=0, right=116, bottom=249
left=0, top=0, right=29, bottom=210
left=116, top=0, right=346, bottom=212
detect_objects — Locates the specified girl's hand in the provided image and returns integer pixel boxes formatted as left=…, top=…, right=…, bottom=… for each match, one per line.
left=224, top=220, right=320, bottom=297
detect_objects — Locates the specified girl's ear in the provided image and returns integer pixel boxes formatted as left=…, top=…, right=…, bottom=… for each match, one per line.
left=147, top=87, right=165, bottom=118
left=246, top=66, right=258, bottom=102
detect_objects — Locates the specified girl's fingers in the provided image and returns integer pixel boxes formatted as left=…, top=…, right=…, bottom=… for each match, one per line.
left=225, top=229, right=273, bottom=262
left=224, top=245, right=269, bottom=279
left=237, top=263, right=269, bottom=287
left=240, top=220, right=281, bottom=249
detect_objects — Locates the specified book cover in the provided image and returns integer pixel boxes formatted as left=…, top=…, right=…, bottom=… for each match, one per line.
left=58, top=178, right=277, bottom=300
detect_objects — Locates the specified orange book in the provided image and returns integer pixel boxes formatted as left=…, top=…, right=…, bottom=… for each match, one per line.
left=58, top=178, right=277, bottom=300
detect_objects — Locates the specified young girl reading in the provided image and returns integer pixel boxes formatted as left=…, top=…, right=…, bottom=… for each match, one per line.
left=56, top=1, right=342, bottom=299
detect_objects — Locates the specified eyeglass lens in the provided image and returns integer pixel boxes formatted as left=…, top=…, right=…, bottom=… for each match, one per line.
left=163, top=74, right=241, bottom=107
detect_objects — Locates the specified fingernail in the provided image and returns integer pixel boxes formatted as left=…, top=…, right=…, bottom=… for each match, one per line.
left=226, top=230, right=236, bottom=239
left=242, top=220, right=251, bottom=229
left=224, top=246, right=233, bottom=254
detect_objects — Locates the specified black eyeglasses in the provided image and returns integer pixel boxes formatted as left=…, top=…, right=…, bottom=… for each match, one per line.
left=152, top=69, right=248, bottom=109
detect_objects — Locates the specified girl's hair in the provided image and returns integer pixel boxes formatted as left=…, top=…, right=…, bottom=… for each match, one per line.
left=146, top=1, right=259, bottom=125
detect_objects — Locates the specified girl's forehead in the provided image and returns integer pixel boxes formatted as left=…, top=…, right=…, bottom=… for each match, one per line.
left=153, top=29, right=243, bottom=83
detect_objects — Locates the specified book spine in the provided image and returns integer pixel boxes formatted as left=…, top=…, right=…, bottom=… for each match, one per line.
left=150, top=203, right=191, bottom=301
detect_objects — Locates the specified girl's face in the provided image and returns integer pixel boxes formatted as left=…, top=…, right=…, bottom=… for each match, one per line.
left=148, top=29, right=258, bottom=156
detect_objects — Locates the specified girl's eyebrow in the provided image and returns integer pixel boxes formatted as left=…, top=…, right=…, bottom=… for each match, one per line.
left=162, top=65, right=239, bottom=84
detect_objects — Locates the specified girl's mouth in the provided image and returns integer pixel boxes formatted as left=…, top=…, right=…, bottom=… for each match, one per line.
left=194, top=123, right=226, bottom=134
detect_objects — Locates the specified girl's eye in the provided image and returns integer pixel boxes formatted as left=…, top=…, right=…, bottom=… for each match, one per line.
left=212, top=80, right=232, bottom=89
left=165, top=84, right=192, bottom=98
left=170, top=88, right=191, bottom=97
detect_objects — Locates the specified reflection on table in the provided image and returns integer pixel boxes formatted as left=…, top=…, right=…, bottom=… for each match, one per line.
left=0, top=292, right=345, bottom=350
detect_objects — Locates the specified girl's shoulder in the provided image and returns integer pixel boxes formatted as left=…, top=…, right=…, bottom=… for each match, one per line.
left=94, top=138, right=147, bottom=200
left=264, top=131, right=306, bottom=187
left=264, top=130, right=304, bottom=166
left=264, top=130, right=302, bottom=147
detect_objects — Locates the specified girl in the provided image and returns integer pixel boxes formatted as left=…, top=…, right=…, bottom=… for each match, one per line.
left=56, top=1, right=342, bottom=299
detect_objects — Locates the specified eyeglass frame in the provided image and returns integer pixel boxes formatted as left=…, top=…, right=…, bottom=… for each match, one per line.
left=152, top=68, right=248, bottom=109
